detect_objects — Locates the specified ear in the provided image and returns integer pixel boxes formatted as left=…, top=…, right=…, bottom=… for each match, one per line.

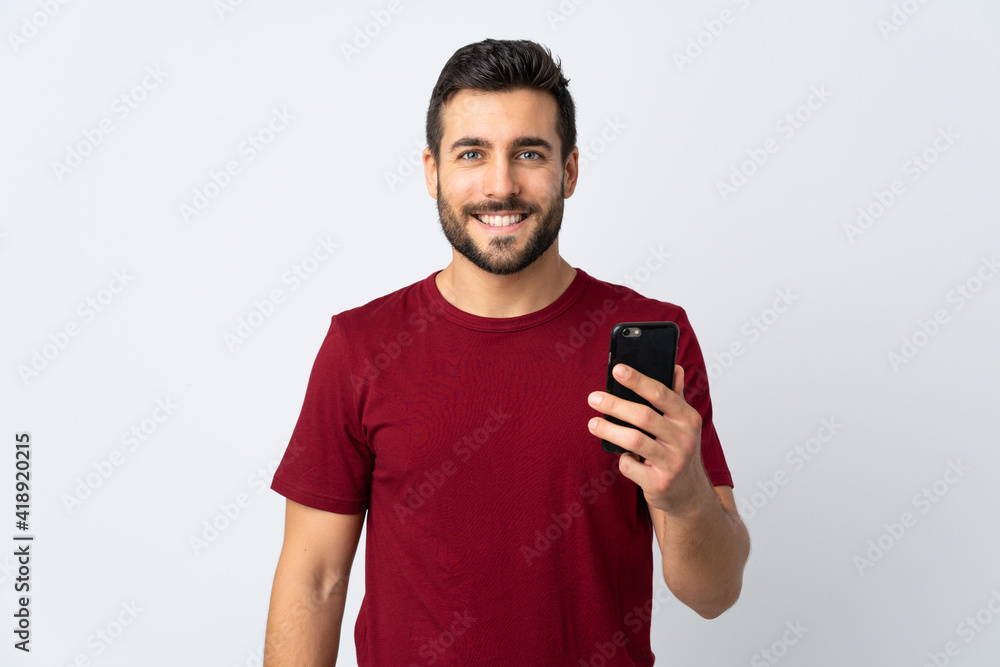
left=562, top=146, right=579, bottom=198
left=423, top=147, right=438, bottom=199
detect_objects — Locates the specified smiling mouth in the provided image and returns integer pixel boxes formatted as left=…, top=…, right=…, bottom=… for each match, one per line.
left=473, top=213, right=528, bottom=227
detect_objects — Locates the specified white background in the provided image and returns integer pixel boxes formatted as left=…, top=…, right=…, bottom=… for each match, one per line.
left=2, top=1, right=999, bottom=665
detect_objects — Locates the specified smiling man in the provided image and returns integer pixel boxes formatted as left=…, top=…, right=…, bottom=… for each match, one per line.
left=264, top=39, right=749, bottom=666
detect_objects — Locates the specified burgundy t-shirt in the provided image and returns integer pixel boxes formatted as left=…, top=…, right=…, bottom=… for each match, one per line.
left=271, top=267, right=732, bottom=666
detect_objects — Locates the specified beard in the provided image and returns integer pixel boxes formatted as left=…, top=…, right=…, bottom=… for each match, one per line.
left=436, top=180, right=564, bottom=276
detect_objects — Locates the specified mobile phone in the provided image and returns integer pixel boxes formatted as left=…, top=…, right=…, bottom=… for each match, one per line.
left=600, top=322, right=679, bottom=454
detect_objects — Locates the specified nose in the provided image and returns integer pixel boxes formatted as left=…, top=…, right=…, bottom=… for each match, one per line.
left=481, top=157, right=519, bottom=200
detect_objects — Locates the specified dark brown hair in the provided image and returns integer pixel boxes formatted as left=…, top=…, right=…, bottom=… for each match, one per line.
left=426, top=39, right=576, bottom=165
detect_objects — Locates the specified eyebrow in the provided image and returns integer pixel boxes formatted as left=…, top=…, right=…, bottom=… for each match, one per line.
left=448, top=136, right=555, bottom=153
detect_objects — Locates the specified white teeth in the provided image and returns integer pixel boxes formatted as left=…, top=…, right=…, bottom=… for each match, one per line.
left=477, top=214, right=526, bottom=227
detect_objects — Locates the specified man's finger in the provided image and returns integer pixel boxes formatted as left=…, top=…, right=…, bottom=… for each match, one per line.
left=619, top=451, right=650, bottom=481
left=611, top=363, right=676, bottom=413
left=588, top=415, right=649, bottom=459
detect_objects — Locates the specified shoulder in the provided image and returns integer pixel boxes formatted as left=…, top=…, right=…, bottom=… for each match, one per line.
left=310, top=273, right=435, bottom=369
left=579, top=270, right=710, bottom=367
left=580, top=269, right=691, bottom=324
left=329, top=272, right=432, bottom=332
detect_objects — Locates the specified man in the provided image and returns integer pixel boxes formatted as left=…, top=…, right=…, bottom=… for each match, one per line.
left=264, top=39, right=749, bottom=666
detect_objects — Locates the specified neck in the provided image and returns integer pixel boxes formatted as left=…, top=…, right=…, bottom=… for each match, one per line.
left=435, top=244, right=577, bottom=318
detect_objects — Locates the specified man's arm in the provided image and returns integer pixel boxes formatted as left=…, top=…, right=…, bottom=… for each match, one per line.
left=264, top=499, right=365, bottom=667
left=649, top=485, right=749, bottom=618
left=587, top=363, right=750, bottom=619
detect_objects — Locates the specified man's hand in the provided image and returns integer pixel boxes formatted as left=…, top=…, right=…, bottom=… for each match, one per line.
left=586, top=363, right=714, bottom=516
left=586, top=362, right=750, bottom=618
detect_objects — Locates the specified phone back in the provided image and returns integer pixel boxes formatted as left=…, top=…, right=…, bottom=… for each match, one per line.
left=601, top=321, right=679, bottom=454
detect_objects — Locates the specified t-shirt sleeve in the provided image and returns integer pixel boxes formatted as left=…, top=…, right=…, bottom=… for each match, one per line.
left=673, top=307, right=734, bottom=489
left=270, top=316, right=373, bottom=514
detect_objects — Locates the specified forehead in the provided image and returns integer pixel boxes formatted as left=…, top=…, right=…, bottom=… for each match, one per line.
left=440, top=88, right=559, bottom=146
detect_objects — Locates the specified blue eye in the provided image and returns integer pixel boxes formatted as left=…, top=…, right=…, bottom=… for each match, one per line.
left=520, top=151, right=540, bottom=160
left=459, top=150, right=482, bottom=160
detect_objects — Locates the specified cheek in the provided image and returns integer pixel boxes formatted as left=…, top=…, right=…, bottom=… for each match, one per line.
left=444, top=180, right=478, bottom=207
left=535, top=176, right=564, bottom=201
